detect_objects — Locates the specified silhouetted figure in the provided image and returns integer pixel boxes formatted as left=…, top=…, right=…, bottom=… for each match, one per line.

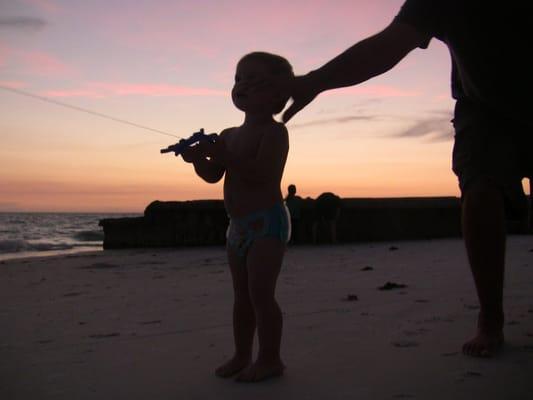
left=181, top=52, right=293, bottom=382
left=285, top=184, right=303, bottom=244
left=312, top=192, right=341, bottom=244
left=281, top=1, right=533, bottom=357
left=529, top=178, right=533, bottom=232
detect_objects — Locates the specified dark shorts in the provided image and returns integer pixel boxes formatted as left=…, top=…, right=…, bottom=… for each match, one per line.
left=452, top=100, right=533, bottom=218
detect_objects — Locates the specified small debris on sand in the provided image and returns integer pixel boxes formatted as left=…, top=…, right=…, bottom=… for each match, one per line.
left=343, top=294, right=359, bottom=302
left=89, top=332, right=120, bottom=339
left=378, top=282, right=407, bottom=291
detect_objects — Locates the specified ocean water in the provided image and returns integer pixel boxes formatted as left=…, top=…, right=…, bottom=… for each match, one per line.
left=0, top=212, right=139, bottom=261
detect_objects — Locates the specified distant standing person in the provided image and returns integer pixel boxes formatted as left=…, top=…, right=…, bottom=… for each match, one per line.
left=180, top=52, right=293, bottom=381
left=313, top=192, right=341, bottom=244
left=285, top=184, right=302, bottom=244
left=281, top=1, right=533, bottom=357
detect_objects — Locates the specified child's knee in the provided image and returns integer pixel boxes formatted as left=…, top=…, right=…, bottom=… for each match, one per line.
left=248, top=287, right=275, bottom=310
left=234, top=289, right=253, bottom=307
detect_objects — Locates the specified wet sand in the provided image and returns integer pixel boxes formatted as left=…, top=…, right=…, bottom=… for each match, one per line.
left=1, top=237, right=532, bottom=399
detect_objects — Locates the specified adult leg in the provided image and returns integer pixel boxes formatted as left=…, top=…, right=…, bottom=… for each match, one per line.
left=215, top=247, right=256, bottom=377
left=236, top=238, right=285, bottom=382
left=461, top=179, right=506, bottom=357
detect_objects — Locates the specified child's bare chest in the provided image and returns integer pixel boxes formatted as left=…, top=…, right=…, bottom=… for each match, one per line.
left=227, top=129, right=263, bottom=158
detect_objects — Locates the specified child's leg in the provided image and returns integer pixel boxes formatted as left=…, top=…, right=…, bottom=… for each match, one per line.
left=215, top=247, right=256, bottom=377
left=236, top=237, right=285, bottom=382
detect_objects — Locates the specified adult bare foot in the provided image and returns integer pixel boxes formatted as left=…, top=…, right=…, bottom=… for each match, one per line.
left=462, top=330, right=504, bottom=357
left=463, top=312, right=504, bottom=357
left=215, top=356, right=251, bottom=378
left=235, top=360, right=285, bottom=382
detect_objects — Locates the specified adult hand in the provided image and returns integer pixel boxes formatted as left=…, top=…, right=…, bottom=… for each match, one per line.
left=281, top=74, right=321, bottom=123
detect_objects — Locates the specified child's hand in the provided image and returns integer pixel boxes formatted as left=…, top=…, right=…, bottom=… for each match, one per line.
left=181, top=143, right=204, bottom=163
left=202, top=135, right=227, bottom=164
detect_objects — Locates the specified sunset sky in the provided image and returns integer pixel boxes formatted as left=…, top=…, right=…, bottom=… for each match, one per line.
left=0, top=0, right=462, bottom=212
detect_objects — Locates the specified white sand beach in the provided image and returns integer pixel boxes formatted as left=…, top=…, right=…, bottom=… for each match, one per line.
left=1, top=237, right=532, bottom=400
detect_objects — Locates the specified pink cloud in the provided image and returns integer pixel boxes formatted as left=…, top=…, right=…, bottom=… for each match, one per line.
left=0, top=41, right=10, bottom=67
left=17, top=50, right=72, bottom=76
left=432, top=92, right=451, bottom=102
left=0, top=43, right=74, bottom=77
left=0, top=80, right=27, bottom=89
left=326, top=84, right=421, bottom=98
left=95, top=0, right=398, bottom=60
left=20, top=0, right=61, bottom=14
left=42, top=89, right=105, bottom=98
left=42, top=82, right=227, bottom=98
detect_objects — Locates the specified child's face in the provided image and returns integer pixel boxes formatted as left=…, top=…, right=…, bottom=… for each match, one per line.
left=231, top=59, right=280, bottom=114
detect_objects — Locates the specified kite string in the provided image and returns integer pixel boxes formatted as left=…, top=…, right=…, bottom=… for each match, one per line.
left=0, top=85, right=181, bottom=139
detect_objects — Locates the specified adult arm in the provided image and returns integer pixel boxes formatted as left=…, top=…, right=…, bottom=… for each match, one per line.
left=282, top=22, right=430, bottom=122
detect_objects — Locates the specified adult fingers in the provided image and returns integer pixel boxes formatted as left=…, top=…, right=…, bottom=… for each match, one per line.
left=282, top=97, right=311, bottom=123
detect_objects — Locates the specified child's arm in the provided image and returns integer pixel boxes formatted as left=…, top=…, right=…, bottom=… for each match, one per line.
left=182, top=142, right=225, bottom=184
left=208, top=124, right=288, bottom=184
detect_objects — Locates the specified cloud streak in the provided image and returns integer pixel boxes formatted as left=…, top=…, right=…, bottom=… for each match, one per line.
left=20, top=0, right=61, bottom=14
left=287, top=109, right=454, bottom=143
left=0, top=17, right=47, bottom=31
left=393, top=111, right=454, bottom=142
left=18, top=50, right=72, bottom=76
left=325, top=84, right=421, bottom=98
left=43, top=82, right=227, bottom=98
left=288, top=115, right=378, bottom=130
left=0, top=81, right=27, bottom=89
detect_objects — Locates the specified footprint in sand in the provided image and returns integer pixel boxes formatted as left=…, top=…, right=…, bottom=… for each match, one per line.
left=139, top=320, right=162, bottom=325
left=464, top=371, right=482, bottom=377
left=402, top=328, right=429, bottom=337
left=81, top=263, right=120, bottom=270
left=441, top=352, right=459, bottom=357
left=392, top=340, right=419, bottom=348
left=343, top=294, right=359, bottom=302
left=89, top=333, right=120, bottom=339
left=62, top=292, right=83, bottom=297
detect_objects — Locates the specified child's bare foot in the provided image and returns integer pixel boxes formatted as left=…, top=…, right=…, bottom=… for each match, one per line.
left=462, top=311, right=504, bottom=357
left=215, top=356, right=251, bottom=378
left=235, top=359, right=285, bottom=382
